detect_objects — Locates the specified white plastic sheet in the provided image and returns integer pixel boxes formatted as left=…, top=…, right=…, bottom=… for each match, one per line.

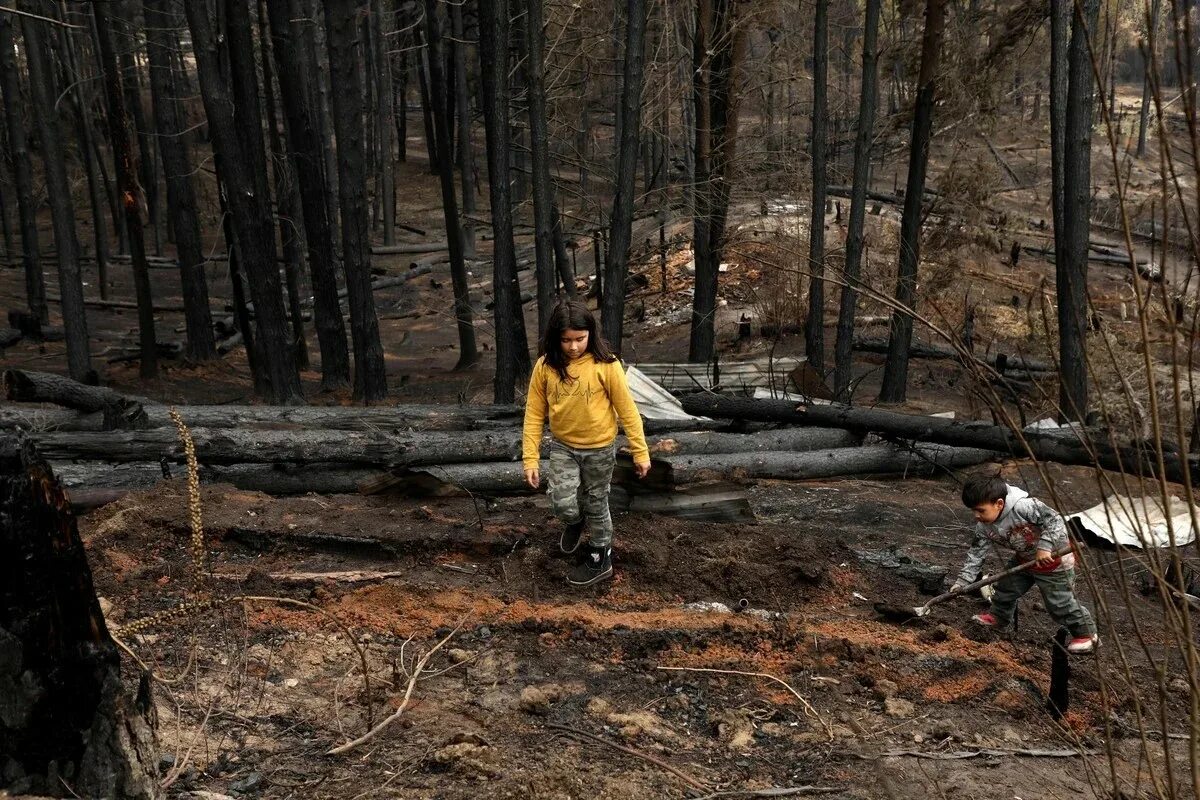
left=1069, top=494, right=1199, bottom=548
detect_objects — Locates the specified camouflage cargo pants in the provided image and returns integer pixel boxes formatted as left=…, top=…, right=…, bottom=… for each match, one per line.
left=546, top=441, right=616, bottom=549
left=990, top=565, right=1096, bottom=638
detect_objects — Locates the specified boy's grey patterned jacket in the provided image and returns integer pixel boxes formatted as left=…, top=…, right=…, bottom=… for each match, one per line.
left=958, top=484, right=1075, bottom=584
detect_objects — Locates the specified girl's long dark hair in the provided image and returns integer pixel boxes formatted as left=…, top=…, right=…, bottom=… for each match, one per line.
left=540, top=300, right=617, bottom=382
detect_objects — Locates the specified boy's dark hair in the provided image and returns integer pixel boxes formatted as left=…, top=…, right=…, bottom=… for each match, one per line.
left=961, top=475, right=1008, bottom=507
left=540, top=299, right=617, bottom=382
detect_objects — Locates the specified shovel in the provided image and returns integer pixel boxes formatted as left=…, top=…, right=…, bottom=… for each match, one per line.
left=874, top=544, right=1076, bottom=624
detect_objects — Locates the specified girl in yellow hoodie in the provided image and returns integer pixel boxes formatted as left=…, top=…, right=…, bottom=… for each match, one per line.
left=522, top=300, right=650, bottom=586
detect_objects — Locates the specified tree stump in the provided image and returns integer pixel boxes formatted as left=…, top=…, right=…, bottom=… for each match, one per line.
left=0, top=436, right=159, bottom=798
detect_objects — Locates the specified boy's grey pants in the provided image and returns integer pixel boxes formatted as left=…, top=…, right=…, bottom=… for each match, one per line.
left=990, top=564, right=1096, bottom=637
left=546, top=441, right=615, bottom=549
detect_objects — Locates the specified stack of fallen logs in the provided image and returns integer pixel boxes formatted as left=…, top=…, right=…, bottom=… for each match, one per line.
left=1, top=369, right=1002, bottom=517
left=6, top=368, right=1187, bottom=517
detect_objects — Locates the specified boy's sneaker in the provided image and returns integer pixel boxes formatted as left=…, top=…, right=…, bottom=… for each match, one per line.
left=559, top=518, right=585, bottom=554
left=972, top=612, right=1001, bottom=627
left=567, top=545, right=612, bottom=587
left=1066, top=634, right=1098, bottom=654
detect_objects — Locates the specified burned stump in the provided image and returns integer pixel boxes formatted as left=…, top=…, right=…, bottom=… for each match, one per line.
left=0, top=436, right=159, bottom=798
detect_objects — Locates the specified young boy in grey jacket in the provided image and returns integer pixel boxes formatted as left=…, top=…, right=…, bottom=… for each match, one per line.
left=954, top=475, right=1098, bottom=654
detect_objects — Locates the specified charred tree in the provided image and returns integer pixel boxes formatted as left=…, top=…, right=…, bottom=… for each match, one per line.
left=521, top=0, right=561, bottom=335
left=478, top=0, right=531, bottom=399
left=424, top=0, right=479, bottom=372
left=601, top=0, right=647, bottom=352
left=0, top=438, right=159, bottom=799
left=833, top=0, right=881, bottom=400
left=451, top=0, right=476, bottom=257
left=21, top=4, right=92, bottom=379
left=116, top=7, right=161, bottom=258
left=0, top=124, right=12, bottom=257
left=324, top=0, right=390, bottom=402
left=0, top=14, right=47, bottom=325
left=144, top=0, right=217, bottom=361
left=1057, top=0, right=1100, bottom=421
left=1049, top=0, right=1068, bottom=265
left=804, top=0, right=829, bottom=374
left=372, top=0, right=397, bottom=246
left=1137, top=0, right=1160, bottom=158
left=185, top=0, right=304, bottom=403
left=416, top=25, right=439, bottom=174
left=267, top=0, right=351, bottom=390
left=255, top=0, right=309, bottom=370
left=53, top=13, right=111, bottom=301
left=688, top=0, right=744, bottom=363
left=396, top=40, right=409, bottom=163
left=93, top=2, right=158, bottom=379
left=878, top=0, right=945, bottom=403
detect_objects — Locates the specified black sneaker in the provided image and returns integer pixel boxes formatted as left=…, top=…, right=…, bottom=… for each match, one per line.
left=559, top=518, right=585, bottom=554
left=567, top=545, right=612, bottom=587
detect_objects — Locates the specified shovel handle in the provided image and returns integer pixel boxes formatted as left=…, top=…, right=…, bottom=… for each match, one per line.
left=920, top=543, right=1077, bottom=612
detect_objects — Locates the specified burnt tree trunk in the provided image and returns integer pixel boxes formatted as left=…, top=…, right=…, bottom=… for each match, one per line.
left=267, top=0, right=351, bottom=391
left=602, top=0, right=647, bottom=352
left=0, top=123, right=12, bottom=257
left=185, top=0, right=304, bottom=402
left=54, top=16, right=111, bottom=301
left=372, top=0, right=397, bottom=246
left=1057, top=0, right=1100, bottom=422
left=22, top=5, right=93, bottom=380
left=325, top=0, right=390, bottom=402
left=833, top=0, right=881, bottom=400
left=478, top=0, right=531, bottom=399
left=0, top=438, right=159, bottom=799
left=255, top=0, right=310, bottom=370
left=1137, top=0, right=1160, bottom=157
left=521, top=0, right=560, bottom=335
left=805, top=0, right=829, bottom=374
left=396, top=43, right=409, bottom=163
left=217, top=181, right=265, bottom=395
left=93, top=1, right=158, bottom=379
left=688, top=0, right=744, bottom=363
left=116, top=11, right=161, bottom=258
left=450, top=0, right=476, bottom=257
left=1049, top=0, right=1068, bottom=272
left=0, top=14, right=48, bottom=326
left=422, top=0, right=479, bottom=372
left=416, top=26, right=439, bottom=174
left=878, top=0, right=945, bottom=403
left=144, top=0, right=217, bottom=361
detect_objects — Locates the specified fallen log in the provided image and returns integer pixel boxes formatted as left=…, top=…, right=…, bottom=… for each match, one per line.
left=4, top=369, right=147, bottom=428
left=0, top=328, right=22, bottom=348
left=643, top=427, right=860, bottom=455
left=29, top=427, right=525, bottom=466
left=50, top=428, right=865, bottom=497
left=371, top=241, right=448, bottom=254
left=851, top=336, right=1053, bottom=374
left=646, top=444, right=993, bottom=486
left=1023, top=244, right=1149, bottom=268
left=680, top=394, right=1199, bottom=485
left=0, top=400, right=724, bottom=434
left=360, top=428, right=862, bottom=494
left=53, top=461, right=382, bottom=496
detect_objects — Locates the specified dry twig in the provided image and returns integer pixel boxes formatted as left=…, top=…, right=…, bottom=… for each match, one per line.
left=544, top=723, right=709, bottom=791
left=326, top=623, right=463, bottom=755
left=657, top=665, right=835, bottom=740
